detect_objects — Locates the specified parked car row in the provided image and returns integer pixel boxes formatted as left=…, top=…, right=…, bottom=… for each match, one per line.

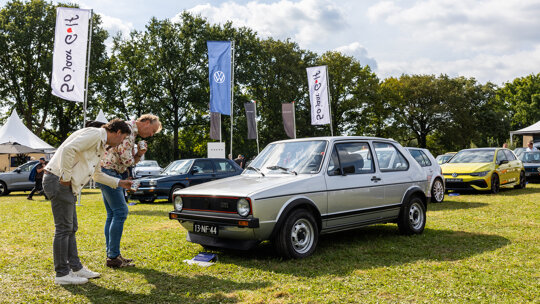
left=0, top=160, right=38, bottom=195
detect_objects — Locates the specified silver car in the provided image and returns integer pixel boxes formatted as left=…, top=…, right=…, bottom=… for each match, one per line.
left=406, top=147, right=445, bottom=203
left=132, top=160, right=162, bottom=178
left=0, top=160, right=39, bottom=196
left=169, top=137, right=429, bottom=259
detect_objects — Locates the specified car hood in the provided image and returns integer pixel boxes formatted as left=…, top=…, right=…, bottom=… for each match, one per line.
left=441, top=163, right=492, bottom=173
left=175, top=174, right=323, bottom=199
left=138, top=174, right=185, bottom=182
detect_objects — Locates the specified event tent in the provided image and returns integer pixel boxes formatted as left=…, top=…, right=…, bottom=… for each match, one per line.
left=510, top=120, right=540, bottom=145
left=0, top=110, right=55, bottom=151
left=95, top=109, right=108, bottom=123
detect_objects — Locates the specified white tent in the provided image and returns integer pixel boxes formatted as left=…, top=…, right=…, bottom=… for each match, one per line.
left=0, top=110, right=55, bottom=151
left=510, top=120, right=540, bottom=145
left=95, top=109, right=108, bottom=123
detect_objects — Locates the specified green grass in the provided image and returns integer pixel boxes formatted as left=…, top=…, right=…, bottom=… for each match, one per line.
left=0, top=183, right=538, bottom=303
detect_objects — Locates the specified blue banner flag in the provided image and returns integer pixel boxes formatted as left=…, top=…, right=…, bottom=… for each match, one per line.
left=207, top=41, right=231, bottom=115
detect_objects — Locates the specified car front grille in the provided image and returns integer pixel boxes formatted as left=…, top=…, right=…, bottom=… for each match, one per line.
left=181, top=196, right=239, bottom=213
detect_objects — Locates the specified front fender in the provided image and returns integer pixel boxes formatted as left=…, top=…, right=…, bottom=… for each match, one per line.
left=268, top=196, right=322, bottom=240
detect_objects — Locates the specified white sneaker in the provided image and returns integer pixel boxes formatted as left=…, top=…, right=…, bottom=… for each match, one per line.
left=55, top=273, right=88, bottom=285
left=72, top=266, right=101, bottom=279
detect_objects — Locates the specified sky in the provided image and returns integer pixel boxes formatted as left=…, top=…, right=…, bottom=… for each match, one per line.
left=4, top=0, right=540, bottom=85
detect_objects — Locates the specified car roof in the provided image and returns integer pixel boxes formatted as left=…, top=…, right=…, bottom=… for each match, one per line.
left=271, top=136, right=399, bottom=144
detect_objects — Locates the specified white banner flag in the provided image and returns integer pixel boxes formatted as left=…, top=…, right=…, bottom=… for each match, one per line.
left=51, top=7, right=91, bottom=102
left=306, top=65, right=331, bottom=125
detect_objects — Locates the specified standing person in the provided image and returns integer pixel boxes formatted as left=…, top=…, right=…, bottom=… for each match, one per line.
left=99, top=114, right=162, bottom=268
left=234, top=154, right=245, bottom=168
left=502, top=143, right=508, bottom=148
left=43, top=119, right=133, bottom=285
left=28, top=157, right=47, bottom=200
left=526, top=140, right=534, bottom=152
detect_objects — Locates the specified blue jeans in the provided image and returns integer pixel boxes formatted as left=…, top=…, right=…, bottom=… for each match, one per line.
left=97, top=168, right=129, bottom=259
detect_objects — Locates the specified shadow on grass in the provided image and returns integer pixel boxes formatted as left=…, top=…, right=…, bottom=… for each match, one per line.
left=216, top=226, right=510, bottom=277
left=63, top=267, right=269, bottom=303
left=429, top=201, right=488, bottom=211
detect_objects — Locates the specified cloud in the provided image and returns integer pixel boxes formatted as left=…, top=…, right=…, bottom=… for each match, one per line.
left=377, top=44, right=540, bottom=85
left=99, top=14, right=134, bottom=39
left=334, top=42, right=378, bottom=70
left=183, top=0, right=347, bottom=48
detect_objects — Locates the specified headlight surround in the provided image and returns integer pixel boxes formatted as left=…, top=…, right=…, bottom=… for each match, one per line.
left=237, top=198, right=251, bottom=217
left=470, top=170, right=490, bottom=177
left=174, top=195, right=183, bottom=211
left=148, top=179, right=157, bottom=186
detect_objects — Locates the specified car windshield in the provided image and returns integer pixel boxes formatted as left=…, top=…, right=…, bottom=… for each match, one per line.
left=137, top=160, right=158, bottom=167
left=162, top=159, right=193, bottom=175
left=448, top=150, right=495, bottom=163
left=246, top=140, right=327, bottom=175
left=519, top=152, right=540, bottom=163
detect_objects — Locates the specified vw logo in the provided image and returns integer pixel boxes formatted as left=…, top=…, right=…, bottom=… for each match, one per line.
left=213, top=71, right=225, bottom=83
left=452, top=173, right=457, bottom=177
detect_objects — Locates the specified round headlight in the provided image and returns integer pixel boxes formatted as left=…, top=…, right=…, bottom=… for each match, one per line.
left=237, top=198, right=250, bottom=217
left=174, top=195, right=183, bottom=211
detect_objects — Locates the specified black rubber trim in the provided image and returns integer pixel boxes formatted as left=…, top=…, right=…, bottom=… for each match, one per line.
left=321, top=203, right=401, bottom=220
left=169, top=211, right=259, bottom=228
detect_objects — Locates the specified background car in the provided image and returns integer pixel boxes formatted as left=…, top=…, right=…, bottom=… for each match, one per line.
left=406, top=147, right=445, bottom=203
left=169, top=137, right=429, bottom=259
left=519, top=151, right=540, bottom=180
left=0, top=160, right=39, bottom=196
left=435, top=152, right=456, bottom=164
left=514, top=147, right=526, bottom=157
left=441, top=148, right=526, bottom=193
left=129, top=158, right=243, bottom=203
left=132, top=160, right=162, bottom=178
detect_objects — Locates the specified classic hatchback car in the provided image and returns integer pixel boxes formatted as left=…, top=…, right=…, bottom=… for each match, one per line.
left=132, top=160, right=162, bottom=178
left=169, top=137, right=430, bottom=259
left=519, top=151, right=540, bottom=179
left=0, top=160, right=39, bottom=196
left=406, top=147, right=445, bottom=203
left=130, top=158, right=243, bottom=203
left=441, top=148, right=526, bottom=193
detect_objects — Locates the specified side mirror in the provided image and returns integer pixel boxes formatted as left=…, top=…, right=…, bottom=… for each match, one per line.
left=191, top=168, right=199, bottom=174
left=499, top=160, right=509, bottom=165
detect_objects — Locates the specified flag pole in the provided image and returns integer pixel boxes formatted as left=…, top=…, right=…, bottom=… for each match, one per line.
left=293, top=101, right=297, bottom=139
left=78, top=9, right=93, bottom=207
left=254, top=101, right=260, bottom=153
left=325, top=66, right=334, bottom=136
left=230, top=41, right=235, bottom=158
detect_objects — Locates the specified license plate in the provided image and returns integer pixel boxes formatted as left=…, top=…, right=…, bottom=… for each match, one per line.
left=446, top=178, right=463, bottom=182
left=134, top=190, right=143, bottom=195
left=193, top=223, right=218, bottom=235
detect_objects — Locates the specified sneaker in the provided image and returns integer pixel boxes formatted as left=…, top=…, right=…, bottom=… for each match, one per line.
left=72, top=266, right=100, bottom=279
left=118, top=255, right=133, bottom=263
left=55, top=273, right=88, bottom=285
left=106, top=256, right=134, bottom=268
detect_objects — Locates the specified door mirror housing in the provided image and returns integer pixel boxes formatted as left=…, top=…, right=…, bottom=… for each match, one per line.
left=498, top=160, right=509, bottom=165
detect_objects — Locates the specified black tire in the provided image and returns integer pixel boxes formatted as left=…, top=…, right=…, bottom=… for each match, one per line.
left=514, top=171, right=526, bottom=189
left=169, top=184, right=184, bottom=203
left=139, top=198, right=155, bottom=204
left=273, top=209, right=318, bottom=259
left=490, top=173, right=500, bottom=194
left=431, top=178, right=445, bottom=203
left=0, top=181, right=8, bottom=196
left=397, top=196, right=426, bottom=235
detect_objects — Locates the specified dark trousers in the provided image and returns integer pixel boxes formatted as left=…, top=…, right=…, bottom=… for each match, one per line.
left=28, top=178, right=46, bottom=199
left=43, top=173, right=83, bottom=277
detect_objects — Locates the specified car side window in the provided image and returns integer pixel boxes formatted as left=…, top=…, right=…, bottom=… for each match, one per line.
left=496, top=150, right=507, bottom=163
left=214, top=160, right=236, bottom=173
left=410, top=150, right=431, bottom=167
left=193, top=160, right=214, bottom=174
left=374, top=142, right=409, bottom=171
left=19, top=162, right=35, bottom=172
left=327, top=142, right=374, bottom=176
left=503, top=150, right=516, bottom=161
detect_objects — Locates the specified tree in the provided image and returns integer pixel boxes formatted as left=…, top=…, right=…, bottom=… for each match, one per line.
left=497, top=73, right=540, bottom=130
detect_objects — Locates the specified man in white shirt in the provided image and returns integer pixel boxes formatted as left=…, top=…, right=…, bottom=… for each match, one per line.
left=43, top=119, right=133, bottom=285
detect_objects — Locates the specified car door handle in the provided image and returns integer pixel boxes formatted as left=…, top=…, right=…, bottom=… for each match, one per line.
left=371, top=176, right=381, bottom=182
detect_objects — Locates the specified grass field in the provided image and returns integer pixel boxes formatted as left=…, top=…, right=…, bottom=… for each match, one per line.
left=0, top=183, right=538, bottom=303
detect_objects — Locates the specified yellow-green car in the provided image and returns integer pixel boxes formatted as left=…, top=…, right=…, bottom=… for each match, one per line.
left=441, top=148, right=526, bottom=193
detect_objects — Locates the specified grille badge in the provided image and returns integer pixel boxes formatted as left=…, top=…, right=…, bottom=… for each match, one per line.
left=452, top=173, right=457, bottom=177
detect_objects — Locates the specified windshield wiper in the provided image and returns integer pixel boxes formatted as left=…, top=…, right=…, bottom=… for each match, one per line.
left=246, top=166, right=265, bottom=177
left=266, top=165, right=297, bottom=175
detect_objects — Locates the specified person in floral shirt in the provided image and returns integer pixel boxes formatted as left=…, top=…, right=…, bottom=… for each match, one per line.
left=97, top=114, right=162, bottom=268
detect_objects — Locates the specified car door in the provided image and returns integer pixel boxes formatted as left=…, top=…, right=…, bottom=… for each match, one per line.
left=10, top=162, right=36, bottom=190
left=372, top=142, right=413, bottom=206
left=189, top=159, right=216, bottom=186
left=495, top=149, right=512, bottom=185
left=324, top=141, right=385, bottom=228
left=504, top=149, right=520, bottom=183
left=213, top=159, right=238, bottom=179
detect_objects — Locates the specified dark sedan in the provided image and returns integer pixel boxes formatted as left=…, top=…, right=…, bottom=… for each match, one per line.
left=519, top=151, right=540, bottom=179
left=129, top=158, right=243, bottom=203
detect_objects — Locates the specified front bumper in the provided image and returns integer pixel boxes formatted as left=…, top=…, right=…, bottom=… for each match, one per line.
left=128, top=186, right=168, bottom=200
left=444, top=176, right=489, bottom=191
left=169, top=211, right=260, bottom=228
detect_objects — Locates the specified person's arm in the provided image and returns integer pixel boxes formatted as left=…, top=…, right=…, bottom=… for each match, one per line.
left=36, top=165, right=44, bottom=173
left=114, top=139, right=139, bottom=167
left=92, top=164, right=133, bottom=189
